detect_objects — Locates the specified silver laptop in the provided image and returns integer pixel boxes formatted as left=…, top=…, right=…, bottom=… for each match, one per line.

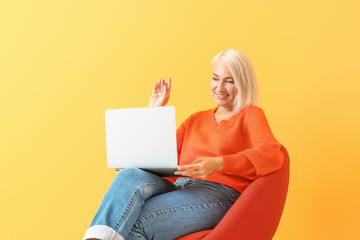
left=105, top=106, right=180, bottom=177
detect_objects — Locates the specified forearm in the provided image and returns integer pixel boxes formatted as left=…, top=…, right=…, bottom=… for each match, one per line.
left=221, top=142, right=283, bottom=178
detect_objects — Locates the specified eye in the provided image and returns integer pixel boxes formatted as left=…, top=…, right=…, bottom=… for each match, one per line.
left=212, top=78, right=219, bottom=81
left=226, top=80, right=234, bottom=84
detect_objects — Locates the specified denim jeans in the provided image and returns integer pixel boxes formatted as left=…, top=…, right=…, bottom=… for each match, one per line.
left=83, top=168, right=240, bottom=240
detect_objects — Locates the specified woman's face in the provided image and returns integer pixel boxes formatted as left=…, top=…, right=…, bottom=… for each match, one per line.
left=211, top=60, right=237, bottom=111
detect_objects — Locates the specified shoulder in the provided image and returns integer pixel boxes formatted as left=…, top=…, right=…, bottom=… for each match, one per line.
left=241, top=105, right=270, bottom=126
left=242, top=105, right=265, bottom=117
left=229, top=105, right=265, bottom=121
left=244, top=105, right=264, bottom=113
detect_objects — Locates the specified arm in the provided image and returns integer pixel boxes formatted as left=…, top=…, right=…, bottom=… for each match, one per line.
left=176, top=107, right=284, bottom=179
left=221, top=108, right=284, bottom=178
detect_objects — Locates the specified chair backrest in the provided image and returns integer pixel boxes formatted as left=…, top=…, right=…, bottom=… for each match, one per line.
left=177, top=145, right=290, bottom=240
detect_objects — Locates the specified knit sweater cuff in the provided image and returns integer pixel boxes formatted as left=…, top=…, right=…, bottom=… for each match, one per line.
left=221, top=153, right=257, bottom=180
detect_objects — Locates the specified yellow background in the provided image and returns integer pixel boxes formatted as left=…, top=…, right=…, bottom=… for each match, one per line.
left=1, top=0, right=359, bottom=239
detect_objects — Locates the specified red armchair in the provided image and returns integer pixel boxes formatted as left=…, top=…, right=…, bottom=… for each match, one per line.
left=174, top=145, right=290, bottom=240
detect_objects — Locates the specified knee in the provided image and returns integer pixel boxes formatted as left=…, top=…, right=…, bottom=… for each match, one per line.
left=113, top=168, right=157, bottom=187
left=115, top=168, right=175, bottom=197
left=116, top=168, right=149, bottom=180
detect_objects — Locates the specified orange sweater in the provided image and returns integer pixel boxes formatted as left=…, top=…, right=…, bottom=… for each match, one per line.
left=176, top=105, right=284, bottom=193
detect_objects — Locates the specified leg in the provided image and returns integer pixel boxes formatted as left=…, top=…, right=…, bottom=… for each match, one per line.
left=125, top=179, right=240, bottom=240
left=83, top=168, right=178, bottom=240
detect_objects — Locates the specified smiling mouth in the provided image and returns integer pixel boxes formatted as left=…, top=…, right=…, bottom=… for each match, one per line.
left=215, top=92, right=229, bottom=99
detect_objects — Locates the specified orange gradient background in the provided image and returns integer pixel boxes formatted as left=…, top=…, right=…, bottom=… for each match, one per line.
left=1, top=1, right=359, bottom=239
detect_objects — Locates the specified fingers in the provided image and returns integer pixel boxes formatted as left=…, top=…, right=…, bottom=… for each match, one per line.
left=162, top=84, right=167, bottom=98
left=152, top=82, right=159, bottom=93
left=177, top=163, right=200, bottom=171
left=153, top=78, right=170, bottom=93
left=175, top=157, right=221, bottom=179
left=157, top=79, right=163, bottom=93
left=175, top=163, right=200, bottom=176
left=167, top=77, right=171, bottom=93
left=159, top=78, right=164, bottom=92
left=161, top=78, right=171, bottom=94
left=156, top=77, right=171, bottom=97
left=174, top=169, right=194, bottom=177
left=174, top=169, right=206, bottom=179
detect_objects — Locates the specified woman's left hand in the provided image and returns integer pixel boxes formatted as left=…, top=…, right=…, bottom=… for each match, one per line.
left=175, top=157, right=224, bottom=179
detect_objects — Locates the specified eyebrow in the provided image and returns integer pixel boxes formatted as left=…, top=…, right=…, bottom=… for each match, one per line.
left=212, top=73, right=233, bottom=80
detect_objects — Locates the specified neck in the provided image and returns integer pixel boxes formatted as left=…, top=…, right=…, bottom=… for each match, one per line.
left=216, top=106, right=236, bottom=115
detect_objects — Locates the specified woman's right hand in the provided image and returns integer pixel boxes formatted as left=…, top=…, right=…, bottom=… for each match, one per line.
left=149, top=78, right=171, bottom=107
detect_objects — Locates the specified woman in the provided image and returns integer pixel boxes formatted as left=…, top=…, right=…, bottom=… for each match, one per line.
left=83, top=49, right=284, bottom=240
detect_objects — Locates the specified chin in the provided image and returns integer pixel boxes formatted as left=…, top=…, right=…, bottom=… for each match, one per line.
left=215, top=101, right=231, bottom=108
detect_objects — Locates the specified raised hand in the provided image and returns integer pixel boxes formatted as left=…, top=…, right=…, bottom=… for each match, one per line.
left=149, top=78, right=171, bottom=107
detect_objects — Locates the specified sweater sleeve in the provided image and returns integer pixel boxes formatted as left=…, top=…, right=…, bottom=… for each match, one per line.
left=221, top=107, right=284, bottom=179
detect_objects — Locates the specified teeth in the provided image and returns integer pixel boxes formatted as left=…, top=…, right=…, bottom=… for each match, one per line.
left=216, top=93, right=227, bottom=97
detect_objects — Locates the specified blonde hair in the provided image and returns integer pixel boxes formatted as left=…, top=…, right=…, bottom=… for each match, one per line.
left=211, top=49, right=259, bottom=111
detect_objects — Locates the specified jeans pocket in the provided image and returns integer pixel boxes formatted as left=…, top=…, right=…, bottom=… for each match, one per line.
left=174, top=179, right=192, bottom=189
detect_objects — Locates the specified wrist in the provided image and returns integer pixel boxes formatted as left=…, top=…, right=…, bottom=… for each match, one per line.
left=216, top=157, right=224, bottom=172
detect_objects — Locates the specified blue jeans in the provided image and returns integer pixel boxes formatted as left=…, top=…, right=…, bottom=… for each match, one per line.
left=83, top=168, right=240, bottom=240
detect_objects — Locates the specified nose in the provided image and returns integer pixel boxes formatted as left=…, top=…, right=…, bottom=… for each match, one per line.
left=217, top=80, right=226, bottom=92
